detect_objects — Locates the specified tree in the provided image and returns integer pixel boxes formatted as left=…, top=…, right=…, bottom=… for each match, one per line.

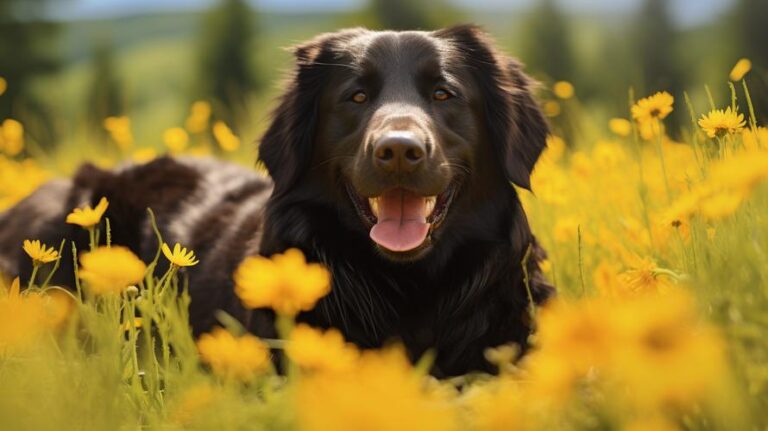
left=634, top=0, right=683, bottom=130
left=732, top=0, right=768, bottom=122
left=368, top=0, right=434, bottom=30
left=0, top=0, right=61, bottom=143
left=519, top=0, right=574, bottom=82
left=86, top=38, right=123, bottom=132
left=350, top=0, right=461, bottom=31
left=196, top=0, right=258, bottom=125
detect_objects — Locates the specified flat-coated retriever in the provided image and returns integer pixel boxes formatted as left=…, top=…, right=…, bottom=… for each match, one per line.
left=0, top=25, right=553, bottom=376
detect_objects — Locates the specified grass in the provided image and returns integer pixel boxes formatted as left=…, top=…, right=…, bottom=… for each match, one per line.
left=1, top=66, right=768, bottom=430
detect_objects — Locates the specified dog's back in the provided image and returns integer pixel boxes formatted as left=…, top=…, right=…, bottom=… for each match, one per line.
left=0, top=179, right=74, bottom=275
left=0, top=156, right=273, bottom=333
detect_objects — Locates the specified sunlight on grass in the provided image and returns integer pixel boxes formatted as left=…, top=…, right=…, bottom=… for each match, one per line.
left=1, top=72, right=768, bottom=430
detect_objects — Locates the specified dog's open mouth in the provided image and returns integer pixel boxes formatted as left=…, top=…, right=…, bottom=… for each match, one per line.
left=347, top=184, right=456, bottom=252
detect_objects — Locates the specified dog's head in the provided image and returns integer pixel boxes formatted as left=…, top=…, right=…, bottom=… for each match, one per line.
left=260, top=26, right=548, bottom=261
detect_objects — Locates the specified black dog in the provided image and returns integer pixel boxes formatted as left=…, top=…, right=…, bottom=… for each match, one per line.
left=0, top=25, right=552, bottom=376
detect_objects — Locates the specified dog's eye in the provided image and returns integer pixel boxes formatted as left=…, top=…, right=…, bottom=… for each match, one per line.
left=433, top=88, right=452, bottom=101
left=351, top=91, right=367, bottom=104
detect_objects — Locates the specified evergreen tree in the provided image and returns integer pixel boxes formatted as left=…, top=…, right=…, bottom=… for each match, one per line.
left=634, top=0, right=683, bottom=129
left=368, top=0, right=435, bottom=30
left=0, top=0, right=60, bottom=125
left=519, top=0, right=574, bottom=82
left=733, top=0, right=768, bottom=121
left=86, top=39, right=123, bottom=132
left=634, top=0, right=680, bottom=95
left=196, top=0, right=258, bottom=124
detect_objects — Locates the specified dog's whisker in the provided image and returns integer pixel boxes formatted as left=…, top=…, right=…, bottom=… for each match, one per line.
left=440, top=162, right=471, bottom=175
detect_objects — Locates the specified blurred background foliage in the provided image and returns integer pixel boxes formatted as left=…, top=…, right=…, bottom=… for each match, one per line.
left=0, top=0, right=766, bottom=165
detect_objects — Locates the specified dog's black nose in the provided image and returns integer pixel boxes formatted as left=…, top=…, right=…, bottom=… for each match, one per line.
left=373, top=131, right=426, bottom=173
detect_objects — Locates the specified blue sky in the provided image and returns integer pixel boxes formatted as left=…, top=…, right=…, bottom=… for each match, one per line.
left=50, top=0, right=734, bottom=27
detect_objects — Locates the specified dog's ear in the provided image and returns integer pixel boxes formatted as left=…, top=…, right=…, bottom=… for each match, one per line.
left=434, top=25, right=549, bottom=190
left=258, top=36, right=328, bottom=194
left=259, top=29, right=365, bottom=195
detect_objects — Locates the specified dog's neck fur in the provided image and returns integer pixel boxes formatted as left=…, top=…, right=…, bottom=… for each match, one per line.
left=258, top=182, right=550, bottom=376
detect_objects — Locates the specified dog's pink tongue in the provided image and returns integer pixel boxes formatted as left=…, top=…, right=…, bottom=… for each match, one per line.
left=369, top=189, right=430, bottom=252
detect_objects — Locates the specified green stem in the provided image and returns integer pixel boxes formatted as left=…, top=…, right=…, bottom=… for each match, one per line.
left=717, top=136, right=725, bottom=159
left=41, top=239, right=67, bottom=289
left=156, top=266, right=177, bottom=299
left=125, top=295, right=142, bottom=391
left=88, top=227, right=97, bottom=251
left=28, top=263, right=40, bottom=288
left=71, top=242, right=83, bottom=302
left=655, top=122, right=672, bottom=203
left=276, top=314, right=297, bottom=378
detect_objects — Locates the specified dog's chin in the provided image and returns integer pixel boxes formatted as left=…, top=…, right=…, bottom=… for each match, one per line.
left=345, top=182, right=457, bottom=262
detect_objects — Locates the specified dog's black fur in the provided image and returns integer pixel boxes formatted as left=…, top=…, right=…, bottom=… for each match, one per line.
left=0, top=26, right=552, bottom=377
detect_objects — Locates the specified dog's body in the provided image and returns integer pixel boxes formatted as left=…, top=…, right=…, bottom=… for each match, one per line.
left=0, top=26, right=553, bottom=376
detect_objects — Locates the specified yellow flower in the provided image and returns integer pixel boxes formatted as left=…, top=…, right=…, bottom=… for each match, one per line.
left=185, top=100, right=212, bottom=134
left=163, top=127, right=189, bottom=153
left=593, top=260, right=624, bottom=298
left=196, top=327, right=270, bottom=381
left=609, top=118, right=633, bottom=137
left=543, top=100, right=560, bottom=117
left=638, top=117, right=663, bottom=140
left=234, top=248, right=331, bottom=316
left=0, top=76, right=6, bottom=96
left=699, top=190, right=747, bottom=220
left=464, top=377, right=530, bottom=431
left=483, top=344, right=518, bottom=369
left=729, top=58, right=752, bottom=81
left=22, top=239, right=59, bottom=264
left=212, top=121, right=241, bottom=152
left=553, top=81, right=575, bottom=99
left=570, top=151, right=594, bottom=178
left=0, top=278, right=72, bottom=347
left=41, top=288, right=76, bottom=329
left=631, top=91, right=674, bottom=123
left=78, top=246, right=147, bottom=295
left=530, top=299, right=616, bottom=376
left=0, top=156, right=50, bottom=210
left=741, top=126, right=768, bottom=151
left=1, top=118, right=24, bottom=156
left=698, top=107, right=746, bottom=138
left=131, top=147, right=157, bottom=163
left=708, top=150, right=768, bottom=192
left=295, top=346, right=456, bottom=431
left=103, top=116, right=133, bottom=151
left=168, top=383, right=220, bottom=426
left=286, top=324, right=359, bottom=372
left=552, top=215, right=581, bottom=243
left=527, top=289, right=728, bottom=411
left=612, top=290, right=728, bottom=409
left=622, top=416, right=680, bottom=431
left=661, top=188, right=704, bottom=228
left=0, top=277, right=49, bottom=352
left=162, top=243, right=199, bottom=267
left=66, top=197, right=109, bottom=228
left=543, top=135, right=566, bottom=162
left=593, top=140, right=627, bottom=167
left=186, top=145, right=213, bottom=157
left=618, top=256, right=676, bottom=296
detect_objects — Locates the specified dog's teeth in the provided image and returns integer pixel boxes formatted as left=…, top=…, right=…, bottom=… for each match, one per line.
left=369, top=197, right=380, bottom=218
left=425, top=196, right=437, bottom=216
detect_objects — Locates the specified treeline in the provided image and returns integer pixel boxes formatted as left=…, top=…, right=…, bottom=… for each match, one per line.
left=0, top=0, right=766, bottom=147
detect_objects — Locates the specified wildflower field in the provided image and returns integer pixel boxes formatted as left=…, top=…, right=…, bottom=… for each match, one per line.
left=1, top=60, right=768, bottom=431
